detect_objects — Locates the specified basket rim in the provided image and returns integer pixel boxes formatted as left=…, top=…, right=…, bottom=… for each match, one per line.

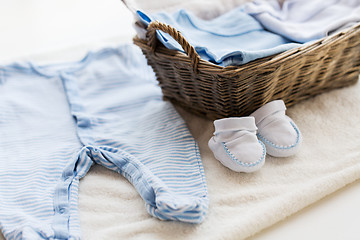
left=134, top=22, right=360, bottom=73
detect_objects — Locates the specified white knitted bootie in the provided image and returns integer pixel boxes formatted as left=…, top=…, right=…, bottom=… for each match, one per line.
left=208, top=117, right=266, bottom=173
left=250, top=100, right=302, bottom=157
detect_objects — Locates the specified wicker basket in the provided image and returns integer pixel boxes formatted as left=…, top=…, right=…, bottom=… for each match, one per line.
left=134, top=21, right=360, bottom=120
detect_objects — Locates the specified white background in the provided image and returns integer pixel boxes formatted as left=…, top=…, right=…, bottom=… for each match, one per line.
left=0, top=0, right=360, bottom=239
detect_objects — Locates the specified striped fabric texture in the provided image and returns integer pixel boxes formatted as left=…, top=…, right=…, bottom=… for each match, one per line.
left=0, top=45, right=209, bottom=239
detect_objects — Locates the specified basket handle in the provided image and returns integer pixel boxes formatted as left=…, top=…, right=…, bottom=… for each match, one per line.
left=147, top=21, right=200, bottom=73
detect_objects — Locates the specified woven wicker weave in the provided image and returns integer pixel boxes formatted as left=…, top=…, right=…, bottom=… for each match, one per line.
left=134, top=21, right=360, bottom=120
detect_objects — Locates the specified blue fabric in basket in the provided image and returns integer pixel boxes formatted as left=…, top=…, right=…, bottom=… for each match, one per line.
left=136, top=7, right=302, bottom=66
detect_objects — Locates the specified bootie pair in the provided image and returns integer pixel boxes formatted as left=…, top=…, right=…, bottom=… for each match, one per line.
left=208, top=100, right=302, bottom=173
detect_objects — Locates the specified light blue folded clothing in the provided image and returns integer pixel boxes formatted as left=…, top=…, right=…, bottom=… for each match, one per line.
left=136, top=7, right=301, bottom=66
left=0, top=44, right=209, bottom=239
left=244, top=0, right=360, bottom=43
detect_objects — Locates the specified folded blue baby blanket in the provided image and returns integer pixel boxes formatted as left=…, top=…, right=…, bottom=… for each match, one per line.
left=136, top=7, right=301, bottom=66
left=244, top=0, right=360, bottom=43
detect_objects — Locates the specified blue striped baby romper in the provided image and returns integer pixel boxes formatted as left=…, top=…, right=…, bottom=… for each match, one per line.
left=0, top=44, right=209, bottom=239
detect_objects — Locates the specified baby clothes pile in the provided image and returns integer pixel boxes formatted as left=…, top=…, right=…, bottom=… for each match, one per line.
left=135, top=7, right=300, bottom=66
left=1, top=1, right=360, bottom=239
left=135, top=0, right=360, bottom=66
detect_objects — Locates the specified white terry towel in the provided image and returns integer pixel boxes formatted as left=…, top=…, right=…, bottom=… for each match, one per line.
left=77, top=79, right=360, bottom=240
left=244, top=0, right=360, bottom=43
